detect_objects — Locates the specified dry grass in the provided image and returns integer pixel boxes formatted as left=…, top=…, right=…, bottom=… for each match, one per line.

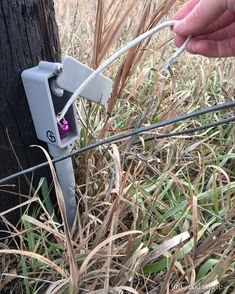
left=0, top=0, right=235, bottom=293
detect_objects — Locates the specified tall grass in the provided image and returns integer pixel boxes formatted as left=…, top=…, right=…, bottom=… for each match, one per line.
left=0, top=0, right=234, bottom=293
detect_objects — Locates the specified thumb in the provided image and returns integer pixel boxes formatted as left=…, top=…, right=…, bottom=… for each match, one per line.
left=173, top=0, right=225, bottom=36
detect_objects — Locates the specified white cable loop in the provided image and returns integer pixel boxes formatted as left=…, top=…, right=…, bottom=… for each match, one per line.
left=57, top=20, right=190, bottom=122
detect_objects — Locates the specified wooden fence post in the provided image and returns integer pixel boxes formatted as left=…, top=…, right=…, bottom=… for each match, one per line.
left=0, top=0, right=61, bottom=229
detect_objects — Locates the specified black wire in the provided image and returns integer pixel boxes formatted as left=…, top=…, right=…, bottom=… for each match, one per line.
left=133, top=116, right=235, bottom=145
left=0, top=101, right=234, bottom=185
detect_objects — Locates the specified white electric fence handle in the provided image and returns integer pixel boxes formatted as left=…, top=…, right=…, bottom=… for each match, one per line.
left=57, top=20, right=190, bottom=123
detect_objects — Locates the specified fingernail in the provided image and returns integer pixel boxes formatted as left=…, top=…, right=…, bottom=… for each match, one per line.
left=187, top=42, right=199, bottom=55
left=191, top=43, right=197, bottom=53
left=173, top=20, right=186, bottom=35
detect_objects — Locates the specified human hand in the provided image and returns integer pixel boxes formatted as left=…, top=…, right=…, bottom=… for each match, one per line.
left=173, top=0, right=235, bottom=57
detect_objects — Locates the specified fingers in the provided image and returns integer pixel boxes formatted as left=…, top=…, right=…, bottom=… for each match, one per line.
left=195, top=11, right=235, bottom=36
left=173, top=0, right=225, bottom=36
left=174, top=35, right=187, bottom=47
left=175, top=23, right=235, bottom=57
left=172, top=0, right=235, bottom=58
left=174, top=11, right=235, bottom=38
left=175, top=21, right=235, bottom=48
left=186, top=37, right=235, bottom=57
left=200, top=22, right=235, bottom=41
left=173, top=0, right=200, bottom=20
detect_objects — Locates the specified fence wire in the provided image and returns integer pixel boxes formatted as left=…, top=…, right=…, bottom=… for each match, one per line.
left=0, top=101, right=234, bottom=185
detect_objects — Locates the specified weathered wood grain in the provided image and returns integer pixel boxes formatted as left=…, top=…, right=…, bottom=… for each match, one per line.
left=0, top=0, right=61, bottom=228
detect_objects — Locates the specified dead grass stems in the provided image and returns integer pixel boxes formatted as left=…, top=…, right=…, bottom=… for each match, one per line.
left=0, top=0, right=234, bottom=293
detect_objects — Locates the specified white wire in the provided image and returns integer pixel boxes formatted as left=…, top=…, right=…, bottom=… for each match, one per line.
left=164, top=35, right=191, bottom=71
left=57, top=20, right=188, bottom=122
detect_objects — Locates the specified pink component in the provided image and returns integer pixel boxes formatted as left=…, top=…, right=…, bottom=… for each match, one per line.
left=58, top=119, right=69, bottom=139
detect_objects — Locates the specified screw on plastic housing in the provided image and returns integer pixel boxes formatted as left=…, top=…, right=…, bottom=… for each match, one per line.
left=54, top=64, right=63, bottom=75
left=58, top=119, right=69, bottom=139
